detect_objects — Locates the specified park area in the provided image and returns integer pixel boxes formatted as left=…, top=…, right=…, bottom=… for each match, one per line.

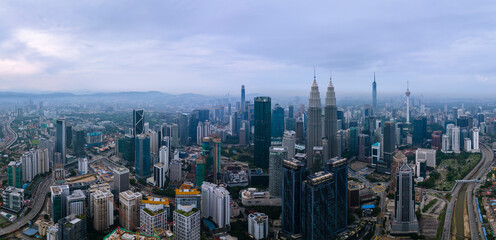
left=418, top=152, right=481, bottom=191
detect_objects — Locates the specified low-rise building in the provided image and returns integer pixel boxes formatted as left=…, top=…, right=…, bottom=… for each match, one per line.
left=248, top=212, right=269, bottom=240
left=241, top=188, right=282, bottom=206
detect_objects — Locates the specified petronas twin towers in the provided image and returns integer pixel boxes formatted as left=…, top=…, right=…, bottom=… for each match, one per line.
left=306, top=74, right=338, bottom=171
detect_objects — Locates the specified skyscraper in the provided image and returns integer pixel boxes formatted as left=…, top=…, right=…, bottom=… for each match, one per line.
left=56, top=118, right=66, bottom=164
left=254, top=96, right=271, bottom=169
left=282, top=131, right=296, bottom=159
left=302, top=171, right=335, bottom=240
left=372, top=73, right=377, bottom=113
left=412, top=116, right=427, bottom=147
left=201, top=182, right=231, bottom=229
left=179, top=113, right=189, bottom=145
left=92, top=189, right=114, bottom=231
left=114, top=166, right=130, bottom=194
left=241, top=85, right=246, bottom=113
left=133, top=109, right=145, bottom=136
left=269, top=146, right=288, bottom=198
left=405, top=81, right=411, bottom=123
left=324, top=75, right=338, bottom=159
left=282, top=159, right=306, bottom=237
left=307, top=75, right=322, bottom=170
left=326, top=157, right=348, bottom=233
left=140, top=197, right=170, bottom=236
left=73, top=129, right=85, bottom=157
left=391, top=160, right=419, bottom=234
left=271, top=104, right=285, bottom=139
left=377, top=121, right=395, bottom=174
left=135, top=134, right=151, bottom=179
left=213, top=137, right=222, bottom=184
left=7, top=161, right=22, bottom=188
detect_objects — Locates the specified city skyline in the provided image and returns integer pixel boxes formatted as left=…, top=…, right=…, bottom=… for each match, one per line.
left=0, top=1, right=496, bottom=96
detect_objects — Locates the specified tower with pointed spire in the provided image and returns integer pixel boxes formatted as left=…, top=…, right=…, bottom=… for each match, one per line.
left=324, top=73, right=338, bottom=159
left=405, top=81, right=411, bottom=123
left=306, top=72, right=322, bottom=171
left=372, top=73, right=377, bottom=114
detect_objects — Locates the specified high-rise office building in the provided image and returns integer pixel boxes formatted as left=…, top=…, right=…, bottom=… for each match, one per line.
left=248, top=212, right=269, bottom=240
left=473, top=127, right=480, bottom=152
left=73, top=129, right=85, bottom=157
left=179, top=113, right=189, bottom=145
left=66, top=189, right=86, bottom=217
left=119, top=190, right=142, bottom=231
left=282, top=131, right=296, bottom=159
left=377, top=121, right=395, bottom=174
left=358, top=134, right=370, bottom=163
left=452, top=126, right=460, bottom=153
left=50, top=185, right=70, bottom=223
left=8, top=161, right=22, bottom=188
left=114, top=166, right=130, bottom=194
left=169, top=160, right=182, bottom=182
left=326, top=157, right=348, bottom=233
left=140, top=197, right=170, bottom=236
left=213, top=137, right=222, bottom=184
left=372, top=73, right=377, bottom=113
left=154, top=163, right=167, bottom=188
left=196, top=155, right=206, bottom=187
left=272, top=104, right=285, bottom=139
left=241, top=85, right=246, bottom=113
left=92, top=189, right=114, bottom=231
left=65, top=124, right=72, bottom=149
left=56, top=118, right=66, bottom=164
left=159, top=146, right=169, bottom=169
left=302, top=171, right=336, bottom=240
left=324, top=75, right=338, bottom=159
left=282, top=159, right=305, bottom=237
left=254, top=96, right=271, bottom=169
left=371, top=142, right=380, bottom=167
left=133, top=109, right=145, bottom=135
left=413, top=116, right=427, bottom=147
left=201, top=182, right=231, bottom=229
left=307, top=76, right=322, bottom=169
left=391, top=160, right=418, bottom=234
left=269, top=146, right=288, bottom=198
left=135, top=134, right=151, bottom=179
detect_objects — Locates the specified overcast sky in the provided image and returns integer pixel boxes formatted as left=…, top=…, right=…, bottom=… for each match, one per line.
left=0, top=1, right=495, bottom=97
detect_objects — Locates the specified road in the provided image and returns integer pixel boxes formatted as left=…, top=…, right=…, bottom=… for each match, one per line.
left=0, top=175, right=53, bottom=237
left=442, top=143, right=493, bottom=240
left=3, top=116, right=17, bottom=149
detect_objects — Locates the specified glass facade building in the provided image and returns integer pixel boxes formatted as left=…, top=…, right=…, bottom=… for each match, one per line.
left=254, top=96, right=271, bottom=169
left=271, top=104, right=285, bottom=139
left=135, top=134, right=151, bottom=179
left=282, top=159, right=306, bottom=237
left=326, top=157, right=348, bottom=233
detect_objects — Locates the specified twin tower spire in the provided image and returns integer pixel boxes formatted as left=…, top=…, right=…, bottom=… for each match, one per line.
left=309, top=73, right=336, bottom=108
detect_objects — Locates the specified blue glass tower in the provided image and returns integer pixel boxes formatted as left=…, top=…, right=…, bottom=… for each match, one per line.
left=135, top=134, right=151, bottom=179
left=302, top=171, right=335, bottom=240
left=326, top=157, right=348, bottom=233
left=282, top=159, right=306, bottom=237
left=271, top=104, right=285, bottom=139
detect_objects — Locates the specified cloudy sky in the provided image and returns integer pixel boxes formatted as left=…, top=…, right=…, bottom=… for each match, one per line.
left=0, top=1, right=495, bottom=97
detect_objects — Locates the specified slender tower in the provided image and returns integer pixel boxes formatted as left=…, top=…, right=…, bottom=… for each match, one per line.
left=324, top=73, right=338, bottom=159
left=405, top=81, right=410, bottom=123
left=372, top=73, right=377, bottom=114
left=241, top=85, right=245, bottom=113
left=306, top=73, right=322, bottom=171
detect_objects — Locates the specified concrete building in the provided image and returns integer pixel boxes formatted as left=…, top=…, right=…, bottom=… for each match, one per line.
left=21, top=149, right=38, bottom=182
left=282, top=131, right=296, bottom=159
left=7, top=161, right=22, bottom=188
left=2, top=187, right=24, bottom=212
left=201, top=182, right=231, bottom=229
left=441, top=134, right=450, bottom=153
left=88, top=183, right=111, bottom=218
left=269, top=146, right=288, bottom=198
left=452, top=126, right=460, bottom=153
left=173, top=204, right=201, bottom=240
left=50, top=185, right=70, bottom=223
left=66, top=190, right=86, bottom=217
left=154, top=163, right=167, bottom=188
left=57, top=214, right=87, bottom=240
left=47, top=225, right=59, bottom=240
left=169, top=160, right=182, bottom=182
left=159, top=146, right=169, bottom=169
left=140, top=197, right=170, bottom=236
left=464, top=138, right=472, bottom=152
left=371, top=142, right=380, bottom=167
left=248, top=212, right=269, bottom=240
left=240, top=188, right=281, bottom=206
left=38, top=148, right=50, bottom=175
left=472, top=128, right=480, bottom=152
left=119, top=190, right=142, bottom=231
left=78, top=158, right=88, bottom=174
left=92, top=189, right=114, bottom=231
left=113, top=167, right=130, bottom=194
left=415, top=148, right=436, bottom=168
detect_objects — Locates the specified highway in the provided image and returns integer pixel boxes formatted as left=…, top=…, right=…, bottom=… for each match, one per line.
left=442, top=144, right=493, bottom=240
left=3, top=116, right=17, bottom=149
left=0, top=175, right=53, bottom=237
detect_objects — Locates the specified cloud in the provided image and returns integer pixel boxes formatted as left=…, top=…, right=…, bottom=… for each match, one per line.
left=0, top=58, right=42, bottom=75
left=15, top=29, right=81, bottom=60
